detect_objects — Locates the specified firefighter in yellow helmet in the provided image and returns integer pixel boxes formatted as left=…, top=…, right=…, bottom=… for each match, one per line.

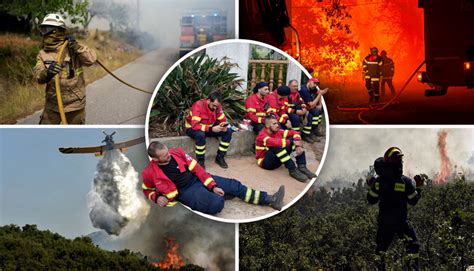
left=367, top=147, right=423, bottom=270
left=33, top=13, right=97, bottom=124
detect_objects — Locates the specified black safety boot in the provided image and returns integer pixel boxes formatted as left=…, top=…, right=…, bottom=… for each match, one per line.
left=198, top=159, right=205, bottom=169
left=289, top=168, right=308, bottom=182
left=298, top=164, right=317, bottom=179
left=267, top=185, right=285, bottom=211
left=302, top=133, right=315, bottom=143
left=215, top=153, right=228, bottom=169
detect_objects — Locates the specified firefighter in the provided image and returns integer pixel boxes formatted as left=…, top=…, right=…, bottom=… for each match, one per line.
left=185, top=92, right=232, bottom=169
left=33, top=14, right=97, bottom=124
left=288, top=79, right=311, bottom=142
left=367, top=147, right=422, bottom=271
left=299, top=78, right=328, bottom=141
left=380, top=50, right=396, bottom=96
left=142, top=141, right=286, bottom=215
left=255, top=115, right=316, bottom=182
left=363, top=47, right=383, bottom=102
left=266, top=85, right=293, bottom=129
left=245, top=82, right=270, bottom=134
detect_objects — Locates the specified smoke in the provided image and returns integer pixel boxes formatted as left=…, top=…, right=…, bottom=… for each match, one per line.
left=434, top=130, right=451, bottom=184
left=319, top=128, right=473, bottom=185
left=87, top=150, right=149, bottom=236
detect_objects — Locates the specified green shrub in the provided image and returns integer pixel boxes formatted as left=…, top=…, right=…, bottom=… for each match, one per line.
left=150, top=53, right=246, bottom=135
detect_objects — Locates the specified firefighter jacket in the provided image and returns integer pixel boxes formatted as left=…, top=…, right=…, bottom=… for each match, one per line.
left=381, top=57, right=395, bottom=79
left=33, top=42, right=96, bottom=112
left=255, top=128, right=301, bottom=166
left=266, top=91, right=290, bottom=123
left=245, top=93, right=268, bottom=124
left=142, top=148, right=217, bottom=206
left=185, top=98, right=227, bottom=132
left=288, top=91, right=306, bottom=110
left=367, top=173, right=421, bottom=225
left=363, top=54, right=383, bottom=80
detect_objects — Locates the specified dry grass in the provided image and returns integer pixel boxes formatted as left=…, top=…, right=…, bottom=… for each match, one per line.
left=0, top=31, right=142, bottom=124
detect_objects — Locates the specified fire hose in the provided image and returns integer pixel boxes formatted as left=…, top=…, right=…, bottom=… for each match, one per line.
left=54, top=41, right=153, bottom=124
left=336, top=60, right=426, bottom=124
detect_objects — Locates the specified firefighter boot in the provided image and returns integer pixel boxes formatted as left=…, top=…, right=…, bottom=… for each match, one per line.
left=266, top=185, right=285, bottom=210
left=215, top=153, right=228, bottom=169
left=198, top=159, right=206, bottom=169
left=368, top=90, right=375, bottom=103
left=298, top=164, right=317, bottom=179
left=289, top=168, right=308, bottom=182
left=302, top=133, right=315, bottom=143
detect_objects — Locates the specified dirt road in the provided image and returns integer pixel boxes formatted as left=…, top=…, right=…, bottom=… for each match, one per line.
left=16, top=48, right=177, bottom=125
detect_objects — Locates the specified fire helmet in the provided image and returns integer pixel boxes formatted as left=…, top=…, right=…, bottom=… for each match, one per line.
left=370, top=47, right=379, bottom=54
left=40, top=14, right=66, bottom=29
left=384, top=147, right=404, bottom=162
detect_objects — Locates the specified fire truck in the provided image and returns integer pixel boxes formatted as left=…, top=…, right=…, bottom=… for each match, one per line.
left=417, top=0, right=474, bottom=96
left=179, top=10, right=228, bottom=57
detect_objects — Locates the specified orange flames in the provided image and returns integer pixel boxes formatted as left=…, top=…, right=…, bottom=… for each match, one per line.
left=288, top=0, right=424, bottom=85
left=151, top=238, right=185, bottom=270
left=434, top=130, right=451, bottom=184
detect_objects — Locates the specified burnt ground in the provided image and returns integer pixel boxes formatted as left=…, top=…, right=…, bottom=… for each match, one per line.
left=325, top=84, right=474, bottom=124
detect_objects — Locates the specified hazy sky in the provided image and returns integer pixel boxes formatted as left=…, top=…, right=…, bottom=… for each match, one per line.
left=319, top=127, right=474, bottom=182
left=0, top=128, right=148, bottom=238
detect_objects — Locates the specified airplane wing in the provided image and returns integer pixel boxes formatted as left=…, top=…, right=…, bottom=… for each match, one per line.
left=59, top=145, right=105, bottom=154
left=114, top=137, right=145, bottom=149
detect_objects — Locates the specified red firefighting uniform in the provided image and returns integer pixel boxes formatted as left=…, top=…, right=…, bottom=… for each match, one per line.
left=245, top=93, right=268, bottom=124
left=266, top=91, right=291, bottom=124
left=255, top=128, right=301, bottom=167
left=185, top=98, right=227, bottom=132
left=142, top=148, right=217, bottom=207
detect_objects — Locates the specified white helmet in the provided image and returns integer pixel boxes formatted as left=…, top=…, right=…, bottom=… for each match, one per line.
left=40, top=14, right=66, bottom=29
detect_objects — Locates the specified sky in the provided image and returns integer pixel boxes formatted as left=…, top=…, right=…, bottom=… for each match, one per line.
left=0, top=128, right=148, bottom=238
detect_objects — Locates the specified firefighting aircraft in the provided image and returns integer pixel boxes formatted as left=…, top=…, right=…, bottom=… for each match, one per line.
left=58, top=131, right=145, bottom=156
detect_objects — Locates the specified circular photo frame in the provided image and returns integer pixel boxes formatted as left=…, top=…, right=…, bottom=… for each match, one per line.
left=145, top=39, right=330, bottom=223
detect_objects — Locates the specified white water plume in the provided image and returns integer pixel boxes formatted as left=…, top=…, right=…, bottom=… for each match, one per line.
left=87, top=150, right=149, bottom=236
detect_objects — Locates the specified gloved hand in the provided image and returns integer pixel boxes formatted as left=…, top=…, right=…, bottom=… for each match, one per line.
left=66, top=34, right=80, bottom=53
left=414, top=174, right=426, bottom=187
left=43, top=61, right=63, bottom=82
left=366, top=176, right=376, bottom=187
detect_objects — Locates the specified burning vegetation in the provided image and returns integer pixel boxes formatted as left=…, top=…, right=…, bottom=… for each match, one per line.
left=151, top=238, right=185, bottom=270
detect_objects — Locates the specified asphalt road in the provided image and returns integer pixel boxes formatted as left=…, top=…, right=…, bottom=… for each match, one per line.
left=16, top=48, right=177, bottom=125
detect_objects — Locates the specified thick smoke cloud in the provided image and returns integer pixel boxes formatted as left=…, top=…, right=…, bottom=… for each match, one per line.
left=88, top=150, right=149, bottom=235
left=319, top=128, right=474, bottom=186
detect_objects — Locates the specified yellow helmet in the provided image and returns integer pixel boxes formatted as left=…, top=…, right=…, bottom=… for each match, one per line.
left=384, top=147, right=404, bottom=162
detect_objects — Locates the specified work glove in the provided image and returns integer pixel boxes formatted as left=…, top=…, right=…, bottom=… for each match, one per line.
left=43, top=61, right=63, bottom=82
left=66, top=34, right=80, bottom=53
left=366, top=176, right=376, bottom=187
left=414, top=174, right=426, bottom=187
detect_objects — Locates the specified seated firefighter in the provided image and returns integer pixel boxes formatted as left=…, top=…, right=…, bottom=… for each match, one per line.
left=299, top=78, right=327, bottom=140
left=367, top=147, right=423, bottom=270
left=142, top=141, right=285, bottom=215
left=245, top=82, right=270, bottom=134
left=255, top=115, right=317, bottom=182
left=288, top=79, right=313, bottom=142
left=185, top=92, right=232, bottom=169
left=33, top=13, right=97, bottom=124
left=266, top=86, right=293, bottom=129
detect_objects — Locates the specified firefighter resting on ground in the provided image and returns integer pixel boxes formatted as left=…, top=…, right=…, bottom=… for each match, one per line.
left=380, top=50, right=396, bottom=96
left=363, top=47, right=383, bottom=102
left=142, top=141, right=285, bottom=215
left=255, top=115, right=317, bottom=182
left=367, top=147, right=424, bottom=271
left=245, top=82, right=270, bottom=134
left=185, top=92, right=232, bottom=169
left=299, top=78, right=327, bottom=140
left=266, top=86, right=294, bottom=129
left=33, top=13, right=97, bottom=124
left=288, top=79, right=313, bottom=142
